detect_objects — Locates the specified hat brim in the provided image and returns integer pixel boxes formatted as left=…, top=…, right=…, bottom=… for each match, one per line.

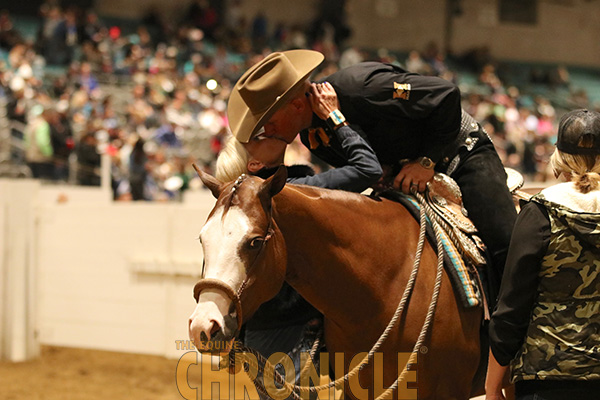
left=228, top=50, right=324, bottom=143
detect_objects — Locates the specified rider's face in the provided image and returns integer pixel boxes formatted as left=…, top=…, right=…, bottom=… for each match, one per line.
left=261, top=101, right=302, bottom=144
left=245, top=134, right=287, bottom=171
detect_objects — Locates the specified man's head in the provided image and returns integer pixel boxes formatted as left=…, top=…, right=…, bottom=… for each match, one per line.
left=227, top=50, right=324, bottom=143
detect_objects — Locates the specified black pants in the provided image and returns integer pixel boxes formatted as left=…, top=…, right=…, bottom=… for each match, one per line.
left=440, top=129, right=518, bottom=303
left=28, top=162, right=55, bottom=180
left=130, top=178, right=146, bottom=201
left=515, top=380, right=600, bottom=400
left=244, top=318, right=322, bottom=400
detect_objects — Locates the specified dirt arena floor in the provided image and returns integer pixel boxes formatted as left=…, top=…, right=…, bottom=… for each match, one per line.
left=0, top=345, right=260, bottom=400
left=1, top=346, right=488, bottom=399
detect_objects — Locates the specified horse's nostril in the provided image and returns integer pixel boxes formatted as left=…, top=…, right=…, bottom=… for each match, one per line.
left=200, top=331, right=209, bottom=343
left=209, top=320, right=221, bottom=338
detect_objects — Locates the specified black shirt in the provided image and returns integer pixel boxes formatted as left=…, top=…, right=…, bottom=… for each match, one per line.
left=302, top=62, right=462, bottom=167
left=489, top=200, right=551, bottom=366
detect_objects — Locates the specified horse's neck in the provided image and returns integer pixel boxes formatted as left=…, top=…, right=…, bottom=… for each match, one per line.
left=272, top=185, right=410, bottom=327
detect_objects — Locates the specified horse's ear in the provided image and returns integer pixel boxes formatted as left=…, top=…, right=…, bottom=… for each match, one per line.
left=192, top=163, right=223, bottom=198
left=261, top=165, right=288, bottom=198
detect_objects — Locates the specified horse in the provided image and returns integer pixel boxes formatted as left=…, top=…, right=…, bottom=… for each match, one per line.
left=188, top=166, right=485, bottom=399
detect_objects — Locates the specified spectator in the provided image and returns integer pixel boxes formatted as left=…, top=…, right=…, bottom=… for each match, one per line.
left=0, top=2, right=586, bottom=193
left=24, top=105, right=54, bottom=179
left=79, top=61, right=99, bottom=93
left=185, top=0, right=219, bottom=41
left=0, top=10, right=24, bottom=50
left=49, top=101, right=74, bottom=182
left=76, top=131, right=101, bottom=186
left=405, top=50, right=430, bottom=75
left=129, top=138, right=148, bottom=200
left=338, top=45, right=364, bottom=70
left=251, top=11, right=268, bottom=51
left=81, top=11, right=104, bottom=44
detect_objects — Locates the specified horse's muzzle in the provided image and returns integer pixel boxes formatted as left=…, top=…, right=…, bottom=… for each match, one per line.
left=196, top=312, right=238, bottom=353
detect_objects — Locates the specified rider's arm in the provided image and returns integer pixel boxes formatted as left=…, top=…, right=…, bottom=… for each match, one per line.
left=287, top=123, right=382, bottom=192
left=488, top=201, right=550, bottom=366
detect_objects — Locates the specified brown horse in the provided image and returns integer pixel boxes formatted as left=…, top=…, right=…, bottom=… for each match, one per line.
left=188, top=166, right=483, bottom=399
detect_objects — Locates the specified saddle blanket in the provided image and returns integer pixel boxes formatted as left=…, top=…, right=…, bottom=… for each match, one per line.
left=379, top=190, right=483, bottom=309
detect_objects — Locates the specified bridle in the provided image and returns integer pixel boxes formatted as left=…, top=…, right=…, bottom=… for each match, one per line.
left=193, top=174, right=275, bottom=337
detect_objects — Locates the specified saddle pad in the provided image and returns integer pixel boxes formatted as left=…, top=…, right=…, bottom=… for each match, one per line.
left=377, top=190, right=482, bottom=309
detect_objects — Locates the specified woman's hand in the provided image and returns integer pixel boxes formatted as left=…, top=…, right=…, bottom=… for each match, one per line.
left=485, top=350, right=508, bottom=400
left=371, top=165, right=395, bottom=192
left=308, top=82, right=340, bottom=120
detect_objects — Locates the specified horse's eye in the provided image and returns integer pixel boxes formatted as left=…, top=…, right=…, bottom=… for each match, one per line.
left=248, top=237, right=264, bottom=249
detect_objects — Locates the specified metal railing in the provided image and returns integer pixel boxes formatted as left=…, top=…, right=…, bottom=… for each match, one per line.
left=0, top=97, right=32, bottom=178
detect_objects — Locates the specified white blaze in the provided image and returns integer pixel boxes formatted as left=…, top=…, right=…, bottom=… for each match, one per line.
left=200, top=206, right=250, bottom=287
left=189, top=205, right=251, bottom=343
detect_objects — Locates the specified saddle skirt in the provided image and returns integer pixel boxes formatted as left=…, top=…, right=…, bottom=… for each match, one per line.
left=426, top=173, right=487, bottom=267
left=377, top=169, right=526, bottom=313
left=425, top=167, right=530, bottom=266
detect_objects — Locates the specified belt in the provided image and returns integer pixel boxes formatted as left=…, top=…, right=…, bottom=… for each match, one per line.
left=439, top=110, right=490, bottom=176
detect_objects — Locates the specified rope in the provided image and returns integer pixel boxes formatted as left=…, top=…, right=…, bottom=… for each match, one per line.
left=232, top=345, right=304, bottom=400
left=376, top=190, right=445, bottom=398
left=227, top=188, right=446, bottom=399
left=297, top=327, right=323, bottom=378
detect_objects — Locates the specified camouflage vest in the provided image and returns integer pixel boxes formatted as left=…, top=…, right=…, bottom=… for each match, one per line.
left=511, top=194, right=600, bottom=382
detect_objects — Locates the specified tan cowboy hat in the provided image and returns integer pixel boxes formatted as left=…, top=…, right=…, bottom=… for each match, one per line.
left=227, top=50, right=324, bottom=143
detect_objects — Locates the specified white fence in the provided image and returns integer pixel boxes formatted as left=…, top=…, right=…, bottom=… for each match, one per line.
left=0, top=179, right=216, bottom=361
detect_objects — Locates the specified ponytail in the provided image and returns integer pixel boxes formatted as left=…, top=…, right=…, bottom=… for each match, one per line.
left=550, top=148, right=600, bottom=194
left=574, top=172, right=600, bottom=194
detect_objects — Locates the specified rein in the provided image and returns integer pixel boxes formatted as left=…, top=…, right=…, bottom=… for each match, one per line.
left=223, top=188, right=447, bottom=400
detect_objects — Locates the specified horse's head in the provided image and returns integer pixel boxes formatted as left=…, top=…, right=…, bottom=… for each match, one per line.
left=188, top=164, right=288, bottom=352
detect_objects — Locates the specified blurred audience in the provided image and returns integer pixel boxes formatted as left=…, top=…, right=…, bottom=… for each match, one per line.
left=0, top=3, right=597, bottom=201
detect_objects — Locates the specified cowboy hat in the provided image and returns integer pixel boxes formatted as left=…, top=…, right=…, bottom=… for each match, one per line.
left=227, top=50, right=324, bottom=143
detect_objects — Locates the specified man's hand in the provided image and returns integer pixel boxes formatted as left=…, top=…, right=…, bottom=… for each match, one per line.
left=393, top=161, right=435, bottom=194
left=309, top=82, right=340, bottom=120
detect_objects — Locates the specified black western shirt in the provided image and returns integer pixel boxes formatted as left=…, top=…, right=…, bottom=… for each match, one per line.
left=301, top=62, right=462, bottom=168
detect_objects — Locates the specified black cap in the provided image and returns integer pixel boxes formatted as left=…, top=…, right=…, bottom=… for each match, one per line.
left=557, top=109, right=600, bottom=155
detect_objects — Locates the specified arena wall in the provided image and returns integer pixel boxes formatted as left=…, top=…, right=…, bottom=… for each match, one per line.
left=95, top=0, right=600, bottom=68
left=452, top=0, right=600, bottom=67
left=95, top=0, right=320, bottom=28
left=0, top=180, right=40, bottom=362
left=348, top=0, right=600, bottom=67
left=1, top=180, right=216, bottom=360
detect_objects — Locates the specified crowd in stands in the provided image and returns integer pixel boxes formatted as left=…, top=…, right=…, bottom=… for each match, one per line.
left=0, top=1, right=597, bottom=201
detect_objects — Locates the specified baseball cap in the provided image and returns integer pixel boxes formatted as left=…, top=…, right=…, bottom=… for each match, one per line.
left=557, top=109, right=600, bottom=155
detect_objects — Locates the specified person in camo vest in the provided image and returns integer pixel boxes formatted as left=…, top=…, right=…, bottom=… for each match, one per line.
left=486, top=109, right=600, bottom=400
